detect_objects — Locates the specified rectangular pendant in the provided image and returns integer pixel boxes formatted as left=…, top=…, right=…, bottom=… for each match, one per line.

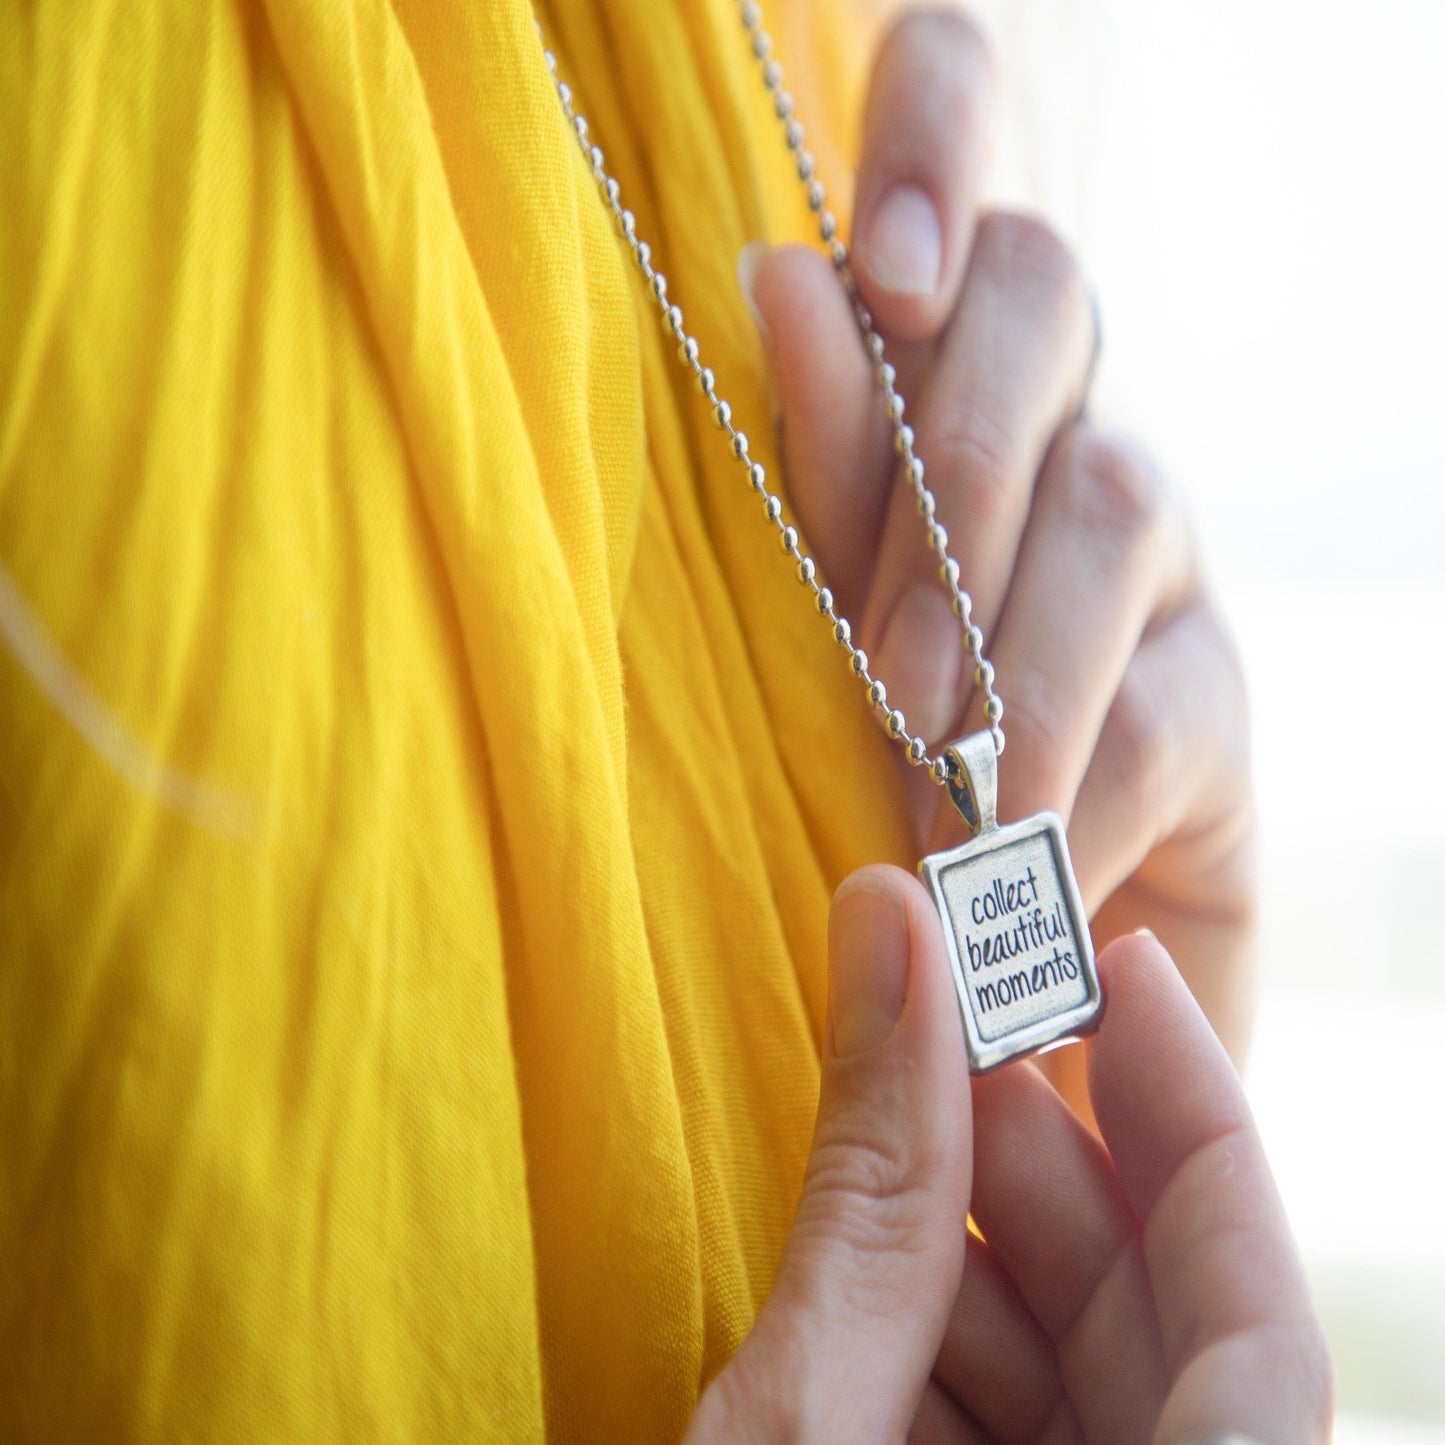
left=919, top=810, right=1102, bottom=1073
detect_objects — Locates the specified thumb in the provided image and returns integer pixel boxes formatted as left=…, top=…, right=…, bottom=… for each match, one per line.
left=694, top=865, right=972, bottom=1442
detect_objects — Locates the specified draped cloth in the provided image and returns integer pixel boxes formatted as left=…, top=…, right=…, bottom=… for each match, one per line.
left=0, top=0, right=912, bottom=1437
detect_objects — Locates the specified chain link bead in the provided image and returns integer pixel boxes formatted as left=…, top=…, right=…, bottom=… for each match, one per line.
left=868, top=679, right=887, bottom=708
left=907, top=736, right=928, bottom=764
left=712, top=399, right=731, bottom=429
left=764, top=494, right=782, bottom=522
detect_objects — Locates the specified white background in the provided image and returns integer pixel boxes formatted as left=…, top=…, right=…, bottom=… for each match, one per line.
left=971, top=0, right=1445, bottom=1435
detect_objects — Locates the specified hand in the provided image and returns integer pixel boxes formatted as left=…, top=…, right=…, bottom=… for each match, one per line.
left=686, top=867, right=1330, bottom=1444
left=741, top=9, right=1257, bottom=1077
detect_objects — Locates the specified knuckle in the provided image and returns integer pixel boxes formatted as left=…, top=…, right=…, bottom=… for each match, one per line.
left=884, top=5, right=996, bottom=97
left=997, top=675, right=1070, bottom=791
left=800, top=1124, right=935, bottom=1261
left=1059, top=427, right=1164, bottom=549
left=868, top=7, right=996, bottom=176
left=807, top=1126, right=925, bottom=1213
left=975, top=209, right=1083, bottom=302
left=1106, top=664, right=1170, bottom=814
left=927, top=398, right=1018, bottom=529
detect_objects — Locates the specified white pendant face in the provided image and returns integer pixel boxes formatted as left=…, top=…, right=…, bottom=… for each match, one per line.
left=919, top=812, right=1101, bottom=1073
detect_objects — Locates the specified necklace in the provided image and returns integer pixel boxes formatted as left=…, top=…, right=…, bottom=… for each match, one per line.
left=540, top=4, right=1101, bottom=1071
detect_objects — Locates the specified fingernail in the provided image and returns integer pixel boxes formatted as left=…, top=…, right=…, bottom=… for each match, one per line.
left=1133, top=927, right=1158, bottom=942
left=829, top=876, right=911, bottom=1057
left=877, top=584, right=963, bottom=744
left=736, top=240, right=774, bottom=349
left=858, top=183, right=941, bottom=297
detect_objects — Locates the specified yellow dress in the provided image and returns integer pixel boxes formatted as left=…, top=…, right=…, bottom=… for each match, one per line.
left=0, top=0, right=908, bottom=1437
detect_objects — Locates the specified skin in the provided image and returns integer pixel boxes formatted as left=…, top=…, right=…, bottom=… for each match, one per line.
left=685, top=9, right=1322, bottom=1439
left=684, top=869, right=1332, bottom=1443
left=745, top=8, right=1258, bottom=1111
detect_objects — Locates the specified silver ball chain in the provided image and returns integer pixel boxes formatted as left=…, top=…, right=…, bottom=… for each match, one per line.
left=539, top=0, right=1006, bottom=784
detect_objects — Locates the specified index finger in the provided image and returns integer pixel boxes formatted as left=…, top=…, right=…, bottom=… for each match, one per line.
left=1090, top=933, right=1333, bottom=1444
left=851, top=7, right=994, bottom=340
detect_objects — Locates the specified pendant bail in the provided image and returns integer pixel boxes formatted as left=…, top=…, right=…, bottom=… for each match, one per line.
left=943, top=731, right=998, bottom=837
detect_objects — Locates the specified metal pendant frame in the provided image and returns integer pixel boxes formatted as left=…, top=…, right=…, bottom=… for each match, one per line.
left=918, top=734, right=1103, bottom=1073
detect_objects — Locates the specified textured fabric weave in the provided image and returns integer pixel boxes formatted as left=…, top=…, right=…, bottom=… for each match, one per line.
left=0, top=1, right=909, bottom=1438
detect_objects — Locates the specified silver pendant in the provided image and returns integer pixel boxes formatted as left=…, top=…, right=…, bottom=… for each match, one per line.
left=918, top=734, right=1102, bottom=1073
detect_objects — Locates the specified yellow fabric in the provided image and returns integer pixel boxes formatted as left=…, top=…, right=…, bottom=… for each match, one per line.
left=0, top=1, right=905, bottom=1438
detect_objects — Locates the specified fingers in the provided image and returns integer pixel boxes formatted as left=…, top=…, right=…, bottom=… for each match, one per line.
left=969, top=1063, right=1171, bottom=1444
left=1089, top=933, right=1333, bottom=1445
left=909, top=1381, right=990, bottom=1445
left=867, top=214, right=1096, bottom=748
left=1066, top=597, right=1249, bottom=915
left=689, top=866, right=972, bottom=1443
left=952, top=426, right=1194, bottom=840
left=932, top=1236, right=1076, bottom=1445
left=853, top=8, right=995, bottom=339
left=744, top=242, right=893, bottom=616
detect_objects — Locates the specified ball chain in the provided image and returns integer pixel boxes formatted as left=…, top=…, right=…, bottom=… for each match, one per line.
left=540, top=4, right=1005, bottom=785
